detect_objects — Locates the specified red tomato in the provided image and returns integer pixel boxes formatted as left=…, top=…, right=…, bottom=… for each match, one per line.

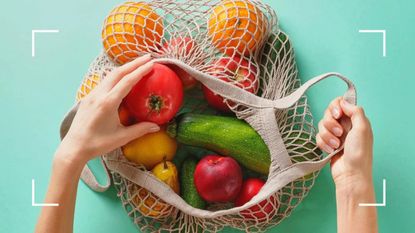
left=234, top=178, right=277, bottom=221
left=202, top=56, right=258, bottom=112
left=124, top=63, right=184, bottom=125
left=162, top=37, right=198, bottom=89
left=118, top=102, right=136, bottom=126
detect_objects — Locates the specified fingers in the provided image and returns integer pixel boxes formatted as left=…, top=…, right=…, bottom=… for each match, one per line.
left=119, top=122, right=160, bottom=142
left=317, top=96, right=371, bottom=155
left=316, top=134, right=334, bottom=154
left=322, top=110, right=343, bottom=137
left=340, top=99, right=373, bottom=137
left=103, top=54, right=152, bottom=89
left=327, top=97, right=343, bottom=120
left=316, top=96, right=345, bottom=154
left=340, top=99, right=367, bottom=123
left=318, top=120, right=341, bottom=152
left=109, top=61, right=154, bottom=104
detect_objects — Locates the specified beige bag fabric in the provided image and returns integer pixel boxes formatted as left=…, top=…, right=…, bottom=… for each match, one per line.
left=60, top=0, right=357, bottom=232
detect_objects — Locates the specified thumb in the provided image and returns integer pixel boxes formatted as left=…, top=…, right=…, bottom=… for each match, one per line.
left=340, top=99, right=367, bottom=125
left=122, top=122, right=160, bottom=141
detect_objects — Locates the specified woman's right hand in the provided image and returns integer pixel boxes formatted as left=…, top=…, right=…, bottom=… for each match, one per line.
left=57, top=54, right=160, bottom=167
left=316, top=97, right=374, bottom=188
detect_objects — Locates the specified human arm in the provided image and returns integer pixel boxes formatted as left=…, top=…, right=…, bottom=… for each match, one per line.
left=317, top=97, right=378, bottom=233
left=35, top=54, right=159, bottom=233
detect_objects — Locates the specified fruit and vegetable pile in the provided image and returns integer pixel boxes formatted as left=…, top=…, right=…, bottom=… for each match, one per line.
left=74, top=0, right=326, bottom=232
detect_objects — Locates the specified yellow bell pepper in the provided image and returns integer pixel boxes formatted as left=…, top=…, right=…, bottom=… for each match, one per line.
left=152, top=160, right=180, bottom=194
left=122, top=130, right=177, bottom=169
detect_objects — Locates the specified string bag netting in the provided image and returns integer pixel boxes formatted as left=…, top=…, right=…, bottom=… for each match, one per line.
left=61, top=0, right=357, bottom=232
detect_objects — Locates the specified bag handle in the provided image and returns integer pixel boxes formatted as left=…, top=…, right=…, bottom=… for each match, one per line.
left=59, top=102, right=111, bottom=192
left=154, top=58, right=356, bottom=110
left=252, top=72, right=356, bottom=172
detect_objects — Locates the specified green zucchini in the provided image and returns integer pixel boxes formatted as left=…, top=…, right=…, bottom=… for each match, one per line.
left=180, top=157, right=206, bottom=209
left=167, top=113, right=271, bottom=174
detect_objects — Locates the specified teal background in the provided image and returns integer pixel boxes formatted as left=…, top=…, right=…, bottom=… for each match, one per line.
left=1, top=0, right=414, bottom=232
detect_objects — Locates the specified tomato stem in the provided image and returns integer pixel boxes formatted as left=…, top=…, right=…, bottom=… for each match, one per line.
left=148, top=94, right=163, bottom=112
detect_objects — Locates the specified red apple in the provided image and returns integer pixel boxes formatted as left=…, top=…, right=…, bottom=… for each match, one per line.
left=162, top=37, right=198, bottom=89
left=234, top=178, right=277, bottom=221
left=202, top=56, right=258, bottom=112
left=168, top=64, right=198, bottom=90
left=194, top=155, right=243, bottom=203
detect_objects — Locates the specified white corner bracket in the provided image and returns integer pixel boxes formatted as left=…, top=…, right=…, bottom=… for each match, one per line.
left=31, top=29, right=60, bottom=57
left=32, top=179, right=59, bottom=207
left=358, top=30, right=387, bottom=57
left=359, top=179, right=386, bottom=207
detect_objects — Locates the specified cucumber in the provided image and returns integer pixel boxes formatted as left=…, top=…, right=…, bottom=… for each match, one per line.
left=167, top=113, right=271, bottom=174
left=181, top=157, right=206, bottom=209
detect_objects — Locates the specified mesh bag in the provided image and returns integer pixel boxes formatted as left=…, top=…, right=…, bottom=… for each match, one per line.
left=60, top=0, right=357, bottom=232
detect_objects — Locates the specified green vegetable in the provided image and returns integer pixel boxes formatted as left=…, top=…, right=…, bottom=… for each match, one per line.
left=168, top=113, right=271, bottom=174
left=180, top=157, right=206, bottom=209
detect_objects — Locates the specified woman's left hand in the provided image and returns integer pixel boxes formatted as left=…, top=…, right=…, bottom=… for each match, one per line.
left=57, top=54, right=160, bottom=166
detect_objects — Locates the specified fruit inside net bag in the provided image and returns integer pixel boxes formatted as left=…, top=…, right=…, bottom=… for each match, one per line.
left=60, top=0, right=357, bottom=232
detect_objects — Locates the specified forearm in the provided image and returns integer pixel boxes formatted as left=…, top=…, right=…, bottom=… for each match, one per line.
left=35, top=148, right=85, bottom=233
left=335, top=178, right=378, bottom=233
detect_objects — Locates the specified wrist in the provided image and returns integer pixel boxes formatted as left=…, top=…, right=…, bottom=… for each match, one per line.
left=54, top=141, right=89, bottom=170
left=335, top=174, right=374, bottom=197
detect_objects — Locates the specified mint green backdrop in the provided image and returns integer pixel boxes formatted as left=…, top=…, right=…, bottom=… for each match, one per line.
left=1, top=0, right=414, bottom=232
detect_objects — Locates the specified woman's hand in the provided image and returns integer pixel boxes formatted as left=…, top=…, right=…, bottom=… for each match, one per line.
left=57, top=54, right=160, bottom=167
left=316, top=97, right=374, bottom=187
left=317, top=97, right=378, bottom=233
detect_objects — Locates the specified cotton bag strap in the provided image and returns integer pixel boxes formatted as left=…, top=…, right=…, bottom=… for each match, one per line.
left=59, top=102, right=111, bottom=192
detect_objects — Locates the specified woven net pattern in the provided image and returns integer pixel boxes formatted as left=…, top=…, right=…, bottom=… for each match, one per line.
left=75, top=0, right=323, bottom=232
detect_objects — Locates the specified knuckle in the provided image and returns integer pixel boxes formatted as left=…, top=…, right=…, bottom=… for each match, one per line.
left=358, top=120, right=372, bottom=134
left=316, top=135, right=321, bottom=145
left=322, top=117, right=332, bottom=128
left=355, top=106, right=365, bottom=115
left=111, top=69, right=122, bottom=78
left=318, top=121, right=324, bottom=130
left=96, top=96, right=115, bottom=111
left=103, top=95, right=116, bottom=106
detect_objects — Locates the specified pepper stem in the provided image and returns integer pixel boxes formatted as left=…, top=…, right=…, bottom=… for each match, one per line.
left=163, top=156, right=168, bottom=170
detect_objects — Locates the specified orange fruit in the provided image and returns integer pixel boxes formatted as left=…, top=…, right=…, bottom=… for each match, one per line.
left=76, top=74, right=100, bottom=100
left=207, top=0, right=267, bottom=55
left=129, top=185, right=173, bottom=218
left=102, top=2, right=164, bottom=65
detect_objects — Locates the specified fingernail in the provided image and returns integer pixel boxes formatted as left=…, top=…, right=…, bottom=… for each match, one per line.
left=149, top=125, right=160, bottom=132
left=332, top=107, right=340, bottom=119
left=329, top=139, right=340, bottom=148
left=332, top=127, right=343, bottom=137
left=323, top=144, right=334, bottom=153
